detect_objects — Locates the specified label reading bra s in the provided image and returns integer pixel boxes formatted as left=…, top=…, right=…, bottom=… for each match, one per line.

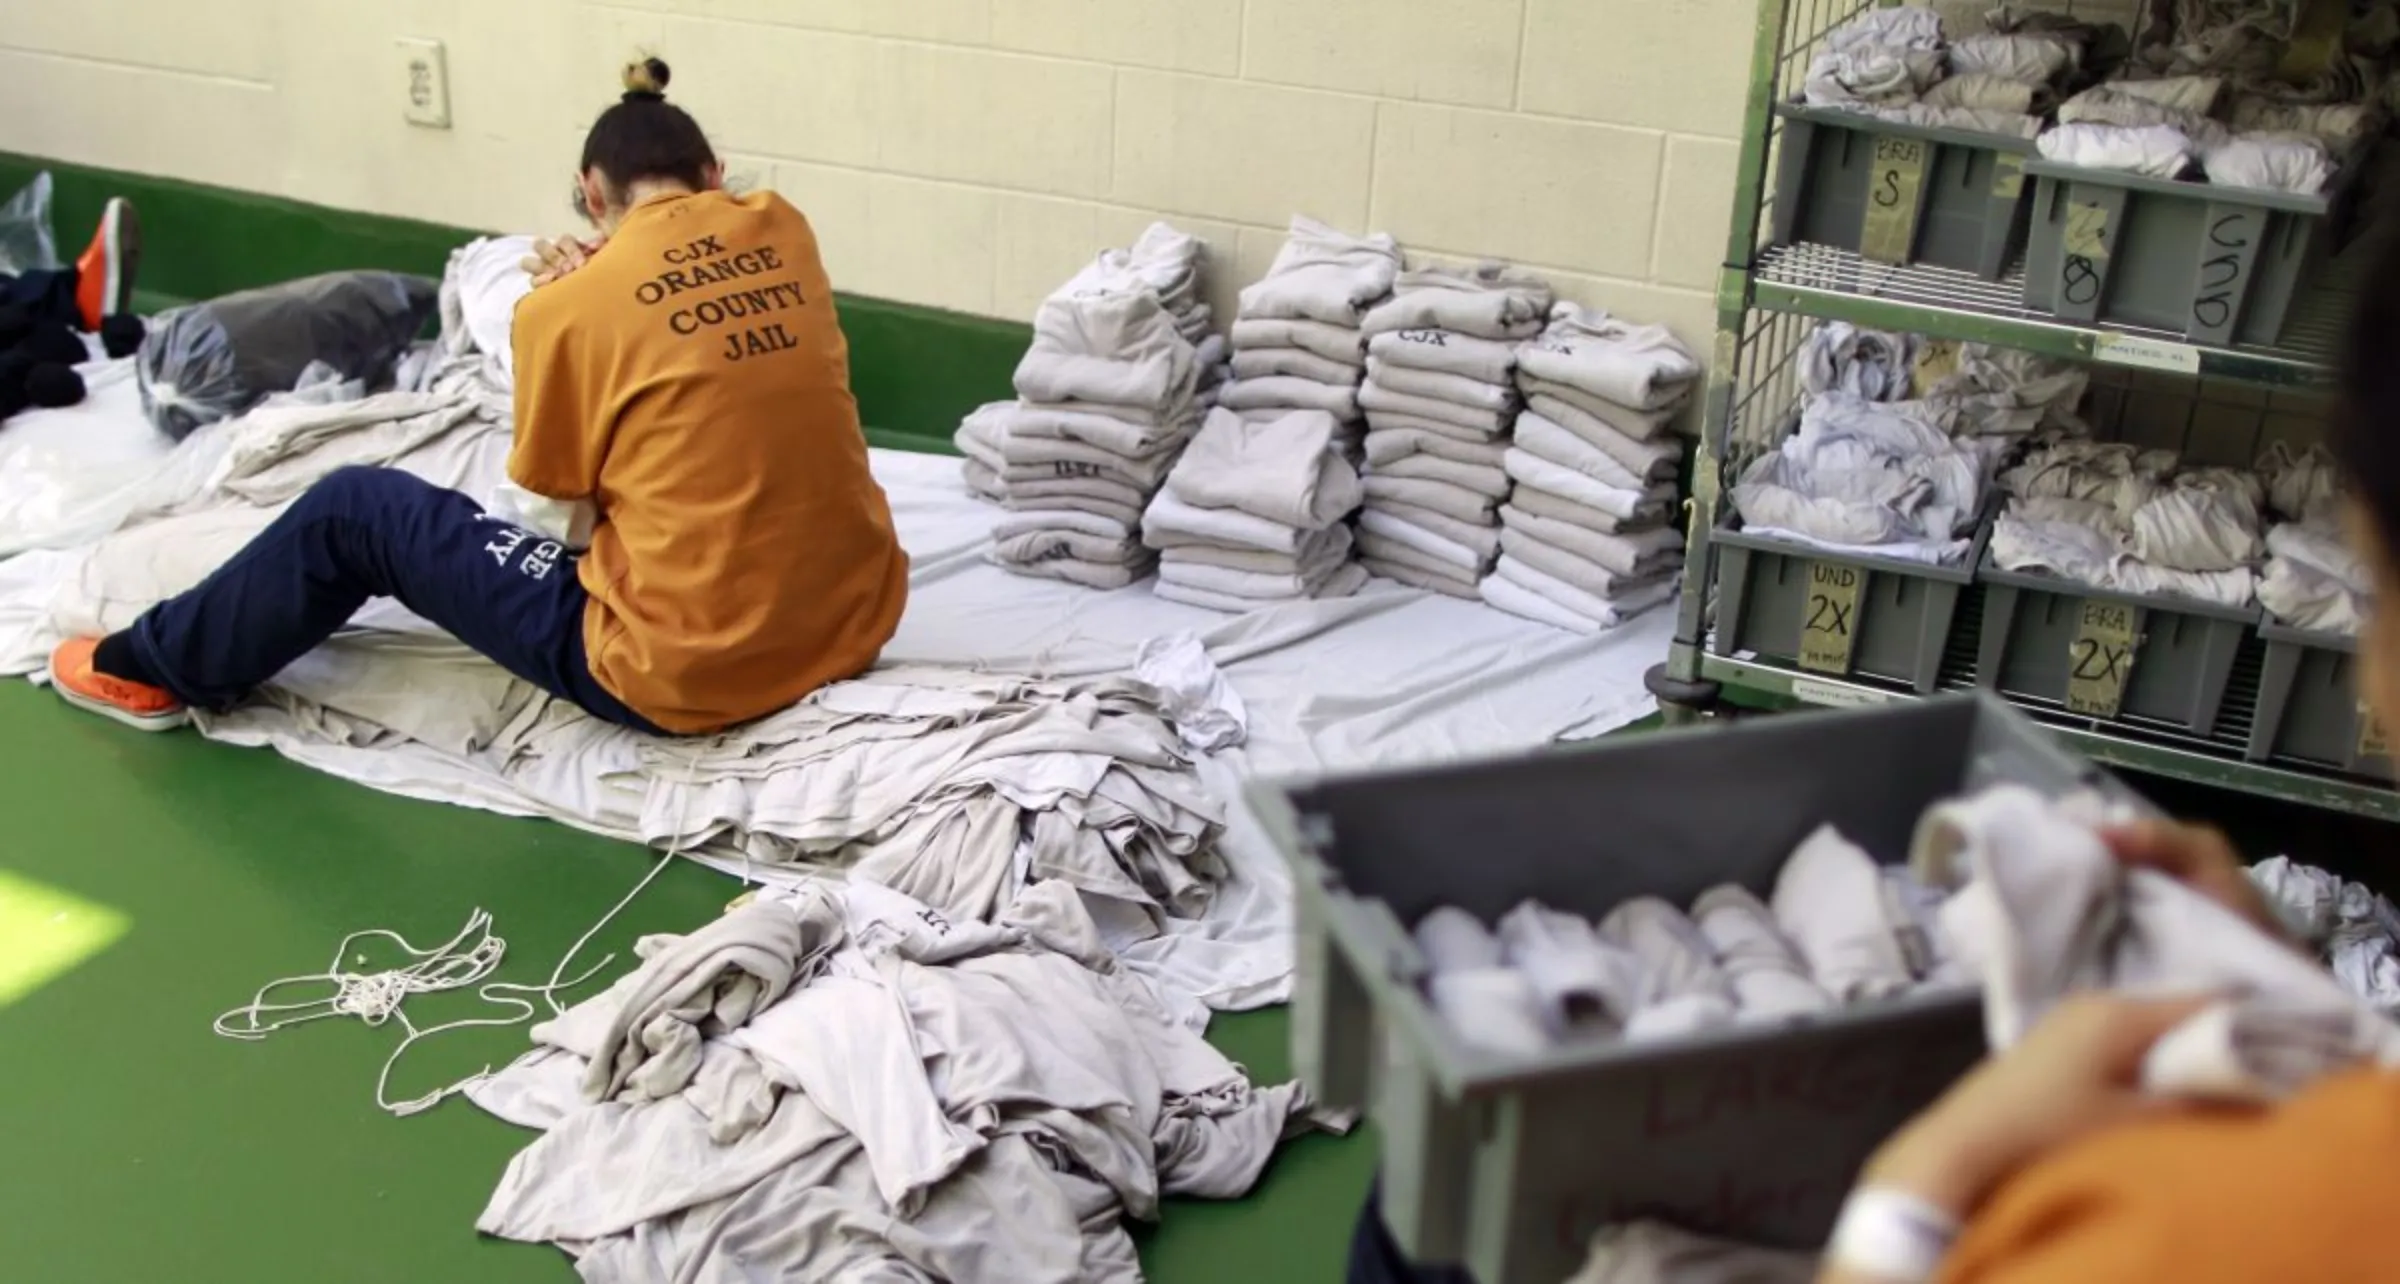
left=1799, top=561, right=1866, bottom=674
left=2064, top=599, right=2140, bottom=718
left=1859, top=136, right=1929, bottom=265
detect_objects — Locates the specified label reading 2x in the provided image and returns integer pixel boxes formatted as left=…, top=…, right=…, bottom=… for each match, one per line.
left=2065, top=599, right=2139, bottom=718
left=1799, top=561, right=1865, bottom=674
left=1859, top=136, right=1929, bottom=265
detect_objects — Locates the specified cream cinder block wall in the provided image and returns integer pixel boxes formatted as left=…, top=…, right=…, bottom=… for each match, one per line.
left=0, top=0, right=1759, bottom=350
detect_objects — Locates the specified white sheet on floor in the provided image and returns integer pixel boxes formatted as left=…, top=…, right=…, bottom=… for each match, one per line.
left=0, top=362, right=1668, bottom=1019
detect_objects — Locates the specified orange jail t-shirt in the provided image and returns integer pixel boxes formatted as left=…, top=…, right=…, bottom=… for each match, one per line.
left=507, top=189, right=907, bottom=734
left=1940, top=1066, right=2400, bottom=1284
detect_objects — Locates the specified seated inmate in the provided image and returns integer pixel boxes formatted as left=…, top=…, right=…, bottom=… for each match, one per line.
left=1816, top=229, right=2400, bottom=1283
left=50, top=60, right=907, bottom=736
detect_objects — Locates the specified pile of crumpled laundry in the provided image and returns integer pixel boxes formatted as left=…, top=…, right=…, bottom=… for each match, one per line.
left=1729, top=322, right=2088, bottom=567
left=470, top=877, right=1349, bottom=1282
left=1801, top=1, right=2383, bottom=196
left=1988, top=432, right=2369, bottom=621
left=1802, top=4, right=2101, bottom=138
left=1989, top=437, right=2268, bottom=608
left=2251, top=853, right=2400, bottom=1013
left=2039, top=71, right=2373, bottom=194
left=2032, top=0, right=2387, bottom=196
left=2256, top=441, right=2370, bottom=633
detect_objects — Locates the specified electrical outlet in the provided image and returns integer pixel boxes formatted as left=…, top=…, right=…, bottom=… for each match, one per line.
left=397, top=37, right=452, bottom=129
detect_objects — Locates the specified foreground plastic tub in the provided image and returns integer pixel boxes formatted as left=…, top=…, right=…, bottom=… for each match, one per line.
left=1770, top=106, right=2038, bottom=279
left=1255, top=694, right=2140, bottom=1284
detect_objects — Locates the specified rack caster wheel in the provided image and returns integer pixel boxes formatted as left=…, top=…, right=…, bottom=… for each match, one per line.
left=1645, top=664, right=1721, bottom=725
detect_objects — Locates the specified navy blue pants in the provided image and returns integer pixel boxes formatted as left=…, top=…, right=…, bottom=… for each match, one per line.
left=127, top=466, right=662, bottom=733
left=1, top=267, right=81, bottom=327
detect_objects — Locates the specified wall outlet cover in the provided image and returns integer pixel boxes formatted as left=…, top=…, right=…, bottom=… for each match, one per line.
left=398, top=37, right=452, bottom=130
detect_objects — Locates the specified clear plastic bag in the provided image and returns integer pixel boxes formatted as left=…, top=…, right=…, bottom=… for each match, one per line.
left=0, top=171, right=60, bottom=277
left=136, top=271, right=439, bottom=441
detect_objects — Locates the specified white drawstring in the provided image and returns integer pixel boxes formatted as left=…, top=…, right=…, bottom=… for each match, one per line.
left=211, top=739, right=736, bottom=1115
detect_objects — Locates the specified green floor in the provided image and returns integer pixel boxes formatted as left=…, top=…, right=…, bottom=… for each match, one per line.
left=0, top=682, right=1374, bottom=1283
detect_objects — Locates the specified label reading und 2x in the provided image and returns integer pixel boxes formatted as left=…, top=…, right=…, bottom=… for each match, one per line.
left=1859, top=136, right=1929, bottom=264
left=2064, top=599, right=2139, bottom=718
left=1799, top=561, right=1865, bottom=674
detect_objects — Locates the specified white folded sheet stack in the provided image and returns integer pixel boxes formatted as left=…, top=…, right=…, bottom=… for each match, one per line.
left=1482, top=303, right=1695, bottom=633
left=1990, top=438, right=2266, bottom=608
left=1350, top=263, right=1552, bottom=600
left=957, top=224, right=1213, bottom=590
left=2256, top=441, right=2368, bottom=633
left=1141, top=406, right=1369, bottom=612
left=1218, top=216, right=1402, bottom=462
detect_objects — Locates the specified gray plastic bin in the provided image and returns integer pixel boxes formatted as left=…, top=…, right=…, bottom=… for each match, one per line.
left=2246, top=624, right=2391, bottom=775
left=1770, top=106, right=2038, bottom=279
left=2019, top=160, right=2347, bottom=347
left=1975, top=558, right=2261, bottom=733
left=1710, top=520, right=1987, bottom=693
left=1257, top=695, right=2144, bottom=1284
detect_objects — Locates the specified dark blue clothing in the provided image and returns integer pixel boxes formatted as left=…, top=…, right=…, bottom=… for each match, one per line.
left=1, top=266, right=81, bottom=328
left=1348, top=1182, right=1479, bottom=1284
left=128, top=465, right=661, bottom=733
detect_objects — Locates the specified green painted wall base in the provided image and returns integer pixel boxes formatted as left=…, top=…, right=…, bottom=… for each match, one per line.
left=0, top=153, right=1011, bottom=455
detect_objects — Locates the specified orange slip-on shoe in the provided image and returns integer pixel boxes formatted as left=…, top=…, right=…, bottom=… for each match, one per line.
left=73, top=198, right=142, bottom=332
left=48, top=637, right=187, bottom=732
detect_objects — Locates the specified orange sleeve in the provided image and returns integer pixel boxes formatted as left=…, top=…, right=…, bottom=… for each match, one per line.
left=507, top=292, right=603, bottom=501
left=1940, top=1068, right=2400, bottom=1284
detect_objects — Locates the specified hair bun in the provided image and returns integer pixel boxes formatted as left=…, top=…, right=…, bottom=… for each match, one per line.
left=621, top=57, right=671, bottom=101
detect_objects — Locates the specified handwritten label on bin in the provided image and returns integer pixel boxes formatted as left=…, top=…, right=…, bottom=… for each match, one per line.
left=2191, top=208, right=2259, bottom=338
left=2065, top=600, right=2139, bottom=718
left=1799, top=561, right=1865, bottom=674
left=2062, top=200, right=2112, bottom=261
left=1990, top=153, right=2026, bottom=201
left=2360, top=706, right=2389, bottom=760
left=1860, top=136, right=1929, bottom=264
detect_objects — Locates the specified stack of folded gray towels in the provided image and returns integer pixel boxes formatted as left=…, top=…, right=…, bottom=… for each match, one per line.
left=957, top=224, right=1217, bottom=589
left=1217, top=215, right=1402, bottom=464
left=1352, top=263, right=1553, bottom=598
left=1142, top=406, right=1369, bottom=611
left=1483, top=305, right=1698, bottom=633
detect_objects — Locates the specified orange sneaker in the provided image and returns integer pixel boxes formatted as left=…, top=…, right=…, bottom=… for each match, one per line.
left=48, top=637, right=187, bottom=732
left=73, top=198, right=141, bottom=332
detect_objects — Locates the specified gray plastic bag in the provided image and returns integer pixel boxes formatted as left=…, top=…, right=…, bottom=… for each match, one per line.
left=0, top=172, right=60, bottom=277
left=136, top=271, right=439, bottom=441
